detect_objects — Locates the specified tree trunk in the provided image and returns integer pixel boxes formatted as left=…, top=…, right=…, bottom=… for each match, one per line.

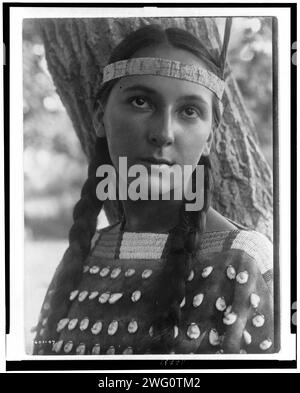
left=35, top=17, right=273, bottom=240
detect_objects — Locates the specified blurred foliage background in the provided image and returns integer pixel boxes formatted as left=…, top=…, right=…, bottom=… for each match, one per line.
left=23, top=17, right=273, bottom=353
left=23, top=21, right=88, bottom=241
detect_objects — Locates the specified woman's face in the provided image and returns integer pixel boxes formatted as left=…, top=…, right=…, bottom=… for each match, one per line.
left=102, top=44, right=214, bottom=196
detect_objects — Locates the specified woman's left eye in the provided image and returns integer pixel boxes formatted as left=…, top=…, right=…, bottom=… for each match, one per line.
left=181, top=106, right=201, bottom=119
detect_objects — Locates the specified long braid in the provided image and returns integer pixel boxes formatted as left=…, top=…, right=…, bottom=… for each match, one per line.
left=33, top=138, right=112, bottom=348
left=149, top=155, right=213, bottom=353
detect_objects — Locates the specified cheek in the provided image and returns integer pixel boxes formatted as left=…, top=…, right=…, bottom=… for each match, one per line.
left=104, top=110, right=144, bottom=162
left=178, top=126, right=211, bottom=164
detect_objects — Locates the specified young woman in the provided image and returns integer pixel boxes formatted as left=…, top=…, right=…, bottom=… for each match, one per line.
left=33, top=21, right=274, bottom=355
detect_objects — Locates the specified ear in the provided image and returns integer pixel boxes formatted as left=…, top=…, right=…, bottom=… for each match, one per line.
left=92, top=102, right=106, bottom=137
left=202, top=131, right=214, bottom=156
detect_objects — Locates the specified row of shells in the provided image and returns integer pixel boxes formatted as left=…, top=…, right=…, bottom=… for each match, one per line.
left=35, top=329, right=272, bottom=355
left=48, top=341, right=133, bottom=355
left=82, top=264, right=249, bottom=284
left=52, top=304, right=265, bottom=340
left=67, top=287, right=260, bottom=312
left=68, top=289, right=142, bottom=304
left=83, top=266, right=153, bottom=279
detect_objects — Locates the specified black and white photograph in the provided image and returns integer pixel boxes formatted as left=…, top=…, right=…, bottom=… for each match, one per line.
left=2, top=2, right=297, bottom=373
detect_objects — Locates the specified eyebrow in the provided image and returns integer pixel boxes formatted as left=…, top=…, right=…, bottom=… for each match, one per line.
left=122, top=84, right=210, bottom=107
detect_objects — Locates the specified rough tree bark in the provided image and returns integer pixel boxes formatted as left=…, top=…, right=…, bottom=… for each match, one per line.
left=36, top=17, right=273, bottom=240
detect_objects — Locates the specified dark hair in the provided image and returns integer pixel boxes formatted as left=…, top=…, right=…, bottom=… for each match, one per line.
left=34, top=24, right=222, bottom=354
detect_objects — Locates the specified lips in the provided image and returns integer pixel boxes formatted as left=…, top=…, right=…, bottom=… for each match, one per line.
left=139, top=157, right=173, bottom=166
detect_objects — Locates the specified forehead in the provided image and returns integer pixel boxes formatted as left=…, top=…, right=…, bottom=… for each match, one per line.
left=110, top=74, right=214, bottom=106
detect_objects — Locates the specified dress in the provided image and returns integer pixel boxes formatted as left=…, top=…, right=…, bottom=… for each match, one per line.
left=33, top=222, right=274, bottom=355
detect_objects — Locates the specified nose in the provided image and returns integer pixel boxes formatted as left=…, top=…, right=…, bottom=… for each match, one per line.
left=147, top=109, right=175, bottom=147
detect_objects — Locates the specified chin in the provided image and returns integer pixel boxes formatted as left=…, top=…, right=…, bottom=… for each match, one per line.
left=148, top=176, right=181, bottom=200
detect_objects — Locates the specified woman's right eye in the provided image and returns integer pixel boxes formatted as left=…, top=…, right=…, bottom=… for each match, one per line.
left=130, top=96, right=152, bottom=110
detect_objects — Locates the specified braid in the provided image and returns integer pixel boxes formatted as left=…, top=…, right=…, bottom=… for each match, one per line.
left=34, top=138, right=112, bottom=345
left=149, top=155, right=213, bottom=353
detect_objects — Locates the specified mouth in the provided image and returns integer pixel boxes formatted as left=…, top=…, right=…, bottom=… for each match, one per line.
left=139, top=157, right=174, bottom=166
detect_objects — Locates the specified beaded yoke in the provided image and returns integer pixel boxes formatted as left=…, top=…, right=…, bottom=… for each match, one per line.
left=33, top=223, right=274, bottom=355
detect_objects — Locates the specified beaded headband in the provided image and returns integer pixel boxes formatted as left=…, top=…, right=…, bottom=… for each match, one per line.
left=102, top=57, right=225, bottom=101
left=102, top=18, right=232, bottom=103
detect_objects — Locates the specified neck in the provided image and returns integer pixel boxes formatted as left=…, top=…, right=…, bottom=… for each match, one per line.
left=122, top=199, right=183, bottom=233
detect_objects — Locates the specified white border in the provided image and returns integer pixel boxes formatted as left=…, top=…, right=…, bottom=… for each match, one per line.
left=5, top=4, right=296, bottom=367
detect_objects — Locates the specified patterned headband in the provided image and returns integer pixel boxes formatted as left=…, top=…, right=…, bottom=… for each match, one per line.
left=102, top=57, right=225, bottom=101
left=102, top=18, right=232, bottom=102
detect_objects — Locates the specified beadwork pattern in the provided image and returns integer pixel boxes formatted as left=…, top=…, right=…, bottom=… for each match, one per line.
left=119, top=232, right=168, bottom=259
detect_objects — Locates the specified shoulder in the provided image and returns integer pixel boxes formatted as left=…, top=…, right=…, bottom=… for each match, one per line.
left=205, top=207, right=252, bottom=233
left=197, top=227, right=273, bottom=294
left=228, top=230, right=273, bottom=278
left=205, top=208, right=273, bottom=273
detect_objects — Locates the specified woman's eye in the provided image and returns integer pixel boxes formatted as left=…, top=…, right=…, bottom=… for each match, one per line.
left=130, top=97, right=151, bottom=109
left=181, top=106, right=201, bottom=119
